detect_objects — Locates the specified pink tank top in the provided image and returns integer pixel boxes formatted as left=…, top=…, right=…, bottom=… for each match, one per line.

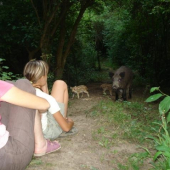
left=0, top=80, right=14, bottom=100
left=0, top=80, right=14, bottom=148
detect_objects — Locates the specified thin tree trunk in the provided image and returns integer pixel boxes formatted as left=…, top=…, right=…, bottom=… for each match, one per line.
left=26, top=48, right=40, bottom=60
left=55, top=16, right=66, bottom=79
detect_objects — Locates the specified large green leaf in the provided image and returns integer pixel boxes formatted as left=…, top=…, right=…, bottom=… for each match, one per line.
left=145, top=135, right=161, bottom=144
left=164, top=152, right=170, bottom=158
left=167, top=112, right=170, bottom=124
left=153, top=151, right=162, bottom=160
left=150, top=87, right=160, bottom=93
left=162, top=134, right=170, bottom=144
left=156, top=145, right=170, bottom=152
left=159, top=96, right=170, bottom=115
left=145, top=93, right=163, bottom=102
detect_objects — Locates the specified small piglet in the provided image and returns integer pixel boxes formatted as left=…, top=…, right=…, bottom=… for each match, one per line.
left=70, top=85, right=89, bottom=99
left=109, top=66, right=134, bottom=101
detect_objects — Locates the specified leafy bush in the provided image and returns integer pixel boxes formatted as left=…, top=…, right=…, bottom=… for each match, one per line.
left=145, top=87, right=170, bottom=169
left=63, top=41, right=98, bottom=86
left=0, top=58, right=20, bottom=80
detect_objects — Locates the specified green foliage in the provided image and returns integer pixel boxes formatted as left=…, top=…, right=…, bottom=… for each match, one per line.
left=89, top=97, right=162, bottom=169
left=90, top=99, right=154, bottom=143
left=1, top=0, right=170, bottom=86
left=118, top=151, right=151, bottom=170
left=145, top=93, right=163, bottom=103
left=64, top=40, right=98, bottom=85
left=0, top=58, right=20, bottom=80
left=93, top=0, right=170, bottom=86
left=145, top=87, right=170, bottom=168
left=103, top=7, right=131, bottom=66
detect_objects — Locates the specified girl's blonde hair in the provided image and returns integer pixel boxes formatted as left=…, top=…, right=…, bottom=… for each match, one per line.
left=23, top=60, right=49, bottom=84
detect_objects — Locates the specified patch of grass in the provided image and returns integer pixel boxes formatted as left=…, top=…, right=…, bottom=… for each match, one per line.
left=98, top=136, right=110, bottom=148
left=89, top=99, right=158, bottom=143
left=90, top=166, right=99, bottom=170
left=128, top=152, right=151, bottom=170
left=27, top=158, right=43, bottom=167
left=27, top=157, right=56, bottom=169
left=80, top=164, right=99, bottom=170
left=118, top=164, right=129, bottom=170
left=97, top=126, right=105, bottom=134
left=149, top=159, right=167, bottom=170
left=88, top=98, right=159, bottom=169
left=117, top=151, right=151, bottom=170
left=45, top=162, right=54, bottom=167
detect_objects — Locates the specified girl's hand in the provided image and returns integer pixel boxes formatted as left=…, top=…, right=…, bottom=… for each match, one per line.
left=66, top=117, right=74, bottom=123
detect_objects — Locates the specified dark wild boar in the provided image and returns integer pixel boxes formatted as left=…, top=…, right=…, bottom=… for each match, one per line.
left=109, top=66, right=134, bottom=101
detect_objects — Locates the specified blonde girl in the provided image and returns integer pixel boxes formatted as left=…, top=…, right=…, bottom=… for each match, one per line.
left=23, top=60, right=77, bottom=140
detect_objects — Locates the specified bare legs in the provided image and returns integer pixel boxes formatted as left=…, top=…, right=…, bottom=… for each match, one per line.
left=51, top=80, right=68, bottom=118
left=34, top=110, right=61, bottom=156
left=34, top=110, right=47, bottom=153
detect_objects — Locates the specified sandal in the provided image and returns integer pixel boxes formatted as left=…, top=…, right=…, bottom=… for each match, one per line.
left=34, top=140, right=61, bottom=157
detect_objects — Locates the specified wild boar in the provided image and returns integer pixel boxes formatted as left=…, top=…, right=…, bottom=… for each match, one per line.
left=109, top=66, right=134, bottom=101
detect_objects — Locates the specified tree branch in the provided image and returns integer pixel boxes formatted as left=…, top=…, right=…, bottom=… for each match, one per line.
left=30, top=0, right=41, bottom=27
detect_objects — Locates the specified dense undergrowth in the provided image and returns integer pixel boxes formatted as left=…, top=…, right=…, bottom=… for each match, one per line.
left=87, top=87, right=170, bottom=170
left=87, top=98, right=155, bottom=169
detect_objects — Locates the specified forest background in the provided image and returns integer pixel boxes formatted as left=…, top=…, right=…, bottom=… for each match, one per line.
left=1, top=1, right=170, bottom=169
left=1, top=0, right=170, bottom=88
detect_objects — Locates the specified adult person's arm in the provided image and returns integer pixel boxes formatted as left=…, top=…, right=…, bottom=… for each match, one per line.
left=1, top=86, right=50, bottom=113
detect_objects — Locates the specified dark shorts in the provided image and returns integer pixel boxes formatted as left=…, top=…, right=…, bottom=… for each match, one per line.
left=0, top=79, right=36, bottom=170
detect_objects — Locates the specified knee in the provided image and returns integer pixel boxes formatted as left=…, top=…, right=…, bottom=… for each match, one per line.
left=53, top=80, right=68, bottom=89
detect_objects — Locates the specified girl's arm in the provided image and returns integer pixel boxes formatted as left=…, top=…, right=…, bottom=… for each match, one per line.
left=53, top=112, right=74, bottom=132
left=34, top=88, right=73, bottom=131
left=1, top=86, right=50, bottom=112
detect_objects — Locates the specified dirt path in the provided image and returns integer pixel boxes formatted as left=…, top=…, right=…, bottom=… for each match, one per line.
left=27, top=83, right=152, bottom=170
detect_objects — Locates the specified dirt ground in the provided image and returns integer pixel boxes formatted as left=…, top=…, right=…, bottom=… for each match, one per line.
left=26, top=83, right=152, bottom=170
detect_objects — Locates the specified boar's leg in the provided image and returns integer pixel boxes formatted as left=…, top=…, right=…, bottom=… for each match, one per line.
left=115, top=90, right=119, bottom=100
left=129, top=87, right=132, bottom=99
left=122, top=89, right=127, bottom=101
left=118, top=89, right=123, bottom=99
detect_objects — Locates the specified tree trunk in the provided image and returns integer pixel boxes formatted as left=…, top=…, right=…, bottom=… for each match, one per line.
left=97, top=52, right=101, bottom=71
left=29, top=0, right=95, bottom=79
left=55, top=14, right=66, bottom=79
left=27, top=48, right=40, bottom=60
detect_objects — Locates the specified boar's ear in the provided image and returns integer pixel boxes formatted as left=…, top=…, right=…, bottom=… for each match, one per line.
left=109, top=72, right=114, bottom=78
left=120, top=72, right=125, bottom=78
